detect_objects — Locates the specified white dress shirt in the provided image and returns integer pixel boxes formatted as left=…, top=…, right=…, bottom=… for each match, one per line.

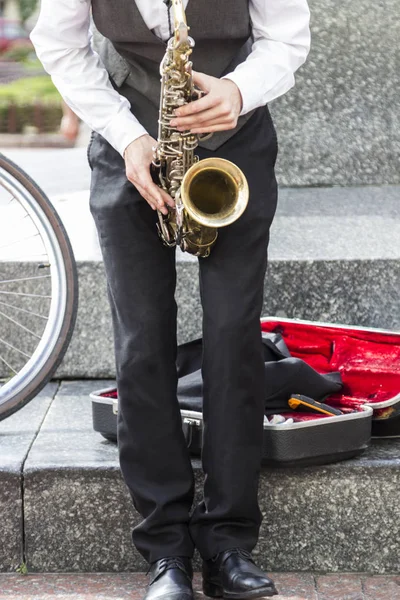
left=30, top=0, right=311, bottom=158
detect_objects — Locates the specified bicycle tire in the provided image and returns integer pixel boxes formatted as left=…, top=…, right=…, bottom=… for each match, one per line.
left=0, top=152, right=79, bottom=421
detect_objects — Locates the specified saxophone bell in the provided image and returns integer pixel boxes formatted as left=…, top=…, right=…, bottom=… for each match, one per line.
left=181, top=158, right=249, bottom=229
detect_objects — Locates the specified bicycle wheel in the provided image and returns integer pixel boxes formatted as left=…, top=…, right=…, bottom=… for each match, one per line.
left=0, top=152, right=78, bottom=421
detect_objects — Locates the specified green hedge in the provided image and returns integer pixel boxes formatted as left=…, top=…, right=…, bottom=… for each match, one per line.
left=0, top=75, right=61, bottom=103
left=0, top=101, right=62, bottom=134
left=0, top=75, right=62, bottom=134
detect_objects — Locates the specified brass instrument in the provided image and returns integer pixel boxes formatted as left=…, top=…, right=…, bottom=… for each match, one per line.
left=151, top=0, right=249, bottom=258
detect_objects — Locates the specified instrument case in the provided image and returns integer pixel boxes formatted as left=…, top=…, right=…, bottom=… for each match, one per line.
left=90, top=317, right=400, bottom=466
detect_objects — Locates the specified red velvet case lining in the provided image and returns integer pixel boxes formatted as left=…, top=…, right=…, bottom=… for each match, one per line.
left=261, top=320, right=400, bottom=422
left=98, top=321, right=400, bottom=424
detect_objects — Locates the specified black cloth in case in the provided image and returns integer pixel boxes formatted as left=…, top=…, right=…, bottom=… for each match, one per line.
left=176, top=332, right=344, bottom=416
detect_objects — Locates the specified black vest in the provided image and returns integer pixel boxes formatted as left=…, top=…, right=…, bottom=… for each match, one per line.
left=91, top=0, right=256, bottom=150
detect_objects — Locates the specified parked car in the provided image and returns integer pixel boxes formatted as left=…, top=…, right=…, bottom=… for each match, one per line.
left=0, top=18, right=33, bottom=55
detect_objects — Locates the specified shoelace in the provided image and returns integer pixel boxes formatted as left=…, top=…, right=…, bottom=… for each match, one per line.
left=230, top=547, right=255, bottom=563
left=212, top=547, right=255, bottom=564
left=146, top=556, right=188, bottom=576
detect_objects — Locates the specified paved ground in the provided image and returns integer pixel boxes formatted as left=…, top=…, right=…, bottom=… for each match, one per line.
left=2, top=125, right=92, bottom=196
left=0, top=572, right=399, bottom=600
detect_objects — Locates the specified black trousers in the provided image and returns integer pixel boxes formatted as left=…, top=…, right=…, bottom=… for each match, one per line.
left=88, top=106, right=278, bottom=564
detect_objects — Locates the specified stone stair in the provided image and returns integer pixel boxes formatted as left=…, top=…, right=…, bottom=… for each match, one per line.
left=2, top=181, right=400, bottom=574
left=1, top=380, right=399, bottom=574
left=48, top=183, right=400, bottom=379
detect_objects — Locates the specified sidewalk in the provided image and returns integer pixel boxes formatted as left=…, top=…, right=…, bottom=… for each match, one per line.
left=0, top=572, right=399, bottom=600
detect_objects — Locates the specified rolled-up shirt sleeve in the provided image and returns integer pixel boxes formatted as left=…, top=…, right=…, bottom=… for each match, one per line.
left=222, top=0, right=311, bottom=114
left=30, top=0, right=148, bottom=157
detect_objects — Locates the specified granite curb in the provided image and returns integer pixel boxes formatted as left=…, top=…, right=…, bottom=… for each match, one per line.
left=53, top=257, right=400, bottom=379
left=1, top=380, right=400, bottom=574
left=20, top=381, right=400, bottom=574
left=0, top=384, right=59, bottom=572
left=51, top=182, right=400, bottom=378
left=2, top=183, right=399, bottom=380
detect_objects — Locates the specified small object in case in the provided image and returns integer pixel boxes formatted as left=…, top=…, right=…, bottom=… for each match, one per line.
left=288, top=394, right=344, bottom=416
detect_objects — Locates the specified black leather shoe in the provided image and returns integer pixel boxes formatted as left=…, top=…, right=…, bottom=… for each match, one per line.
left=202, top=547, right=278, bottom=598
left=143, top=556, right=194, bottom=600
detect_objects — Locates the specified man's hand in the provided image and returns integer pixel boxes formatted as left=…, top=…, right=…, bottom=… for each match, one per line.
left=169, top=71, right=243, bottom=134
left=123, top=134, right=175, bottom=215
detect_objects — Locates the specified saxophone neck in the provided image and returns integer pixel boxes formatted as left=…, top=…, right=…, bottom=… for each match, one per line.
left=171, top=0, right=189, bottom=44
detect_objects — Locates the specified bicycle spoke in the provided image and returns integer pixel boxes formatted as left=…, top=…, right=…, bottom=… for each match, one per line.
left=5, top=195, right=17, bottom=207
left=0, top=355, right=17, bottom=375
left=0, top=291, right=52, bottom=298
left=0, top=310, right=42, bottom=339
left=0, top=300, right=48, bottom=320
left=0, top=336, right=31, bottom=358
left=0, top=275, right=51, bottom=285
left=0, top=233, right=41, bottom=251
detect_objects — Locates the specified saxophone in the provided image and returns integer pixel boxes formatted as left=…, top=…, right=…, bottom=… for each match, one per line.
left=151, top=0, right=249, bottom=258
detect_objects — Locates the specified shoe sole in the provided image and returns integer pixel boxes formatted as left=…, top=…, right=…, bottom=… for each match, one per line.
left=203, top=581, right=278, bottom=599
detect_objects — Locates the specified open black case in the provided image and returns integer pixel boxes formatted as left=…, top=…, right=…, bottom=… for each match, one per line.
left=90, top=317, right=400, bottom=467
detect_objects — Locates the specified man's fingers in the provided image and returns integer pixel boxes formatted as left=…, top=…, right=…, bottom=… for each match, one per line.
left=144, top=186, right=169, bottom=214
left=152, top=185, right=174, bottom=211
left=122, top=134, right=175, bottom=214
left=172, top=105, right=229, bottom=129
left=139, top=169, right=175, bottom=210
left=191, top=115, right=235, bottom=129
left=159, top=187, right=175, bottom=208
left=191, top=70, right=212, bottom=93
left=190, top=120, right=237, bottom=134
left=173, top=92, right=216, bottom=118
left=127, top=169, right=171, bottom=215
left=138, top=173, right=175, bottom=213
left=135, top=184, right=158, bottom=211
left=135, top=186, right=157, bottom=211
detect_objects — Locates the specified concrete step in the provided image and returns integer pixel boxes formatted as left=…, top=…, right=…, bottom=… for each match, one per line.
left=2, top=381, right=399, bottom=574
left=51, top=184, right=400, bottom=378
left=0, top=383, right=58, bottom=572
left=2, top=184, right=400, bottom=379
